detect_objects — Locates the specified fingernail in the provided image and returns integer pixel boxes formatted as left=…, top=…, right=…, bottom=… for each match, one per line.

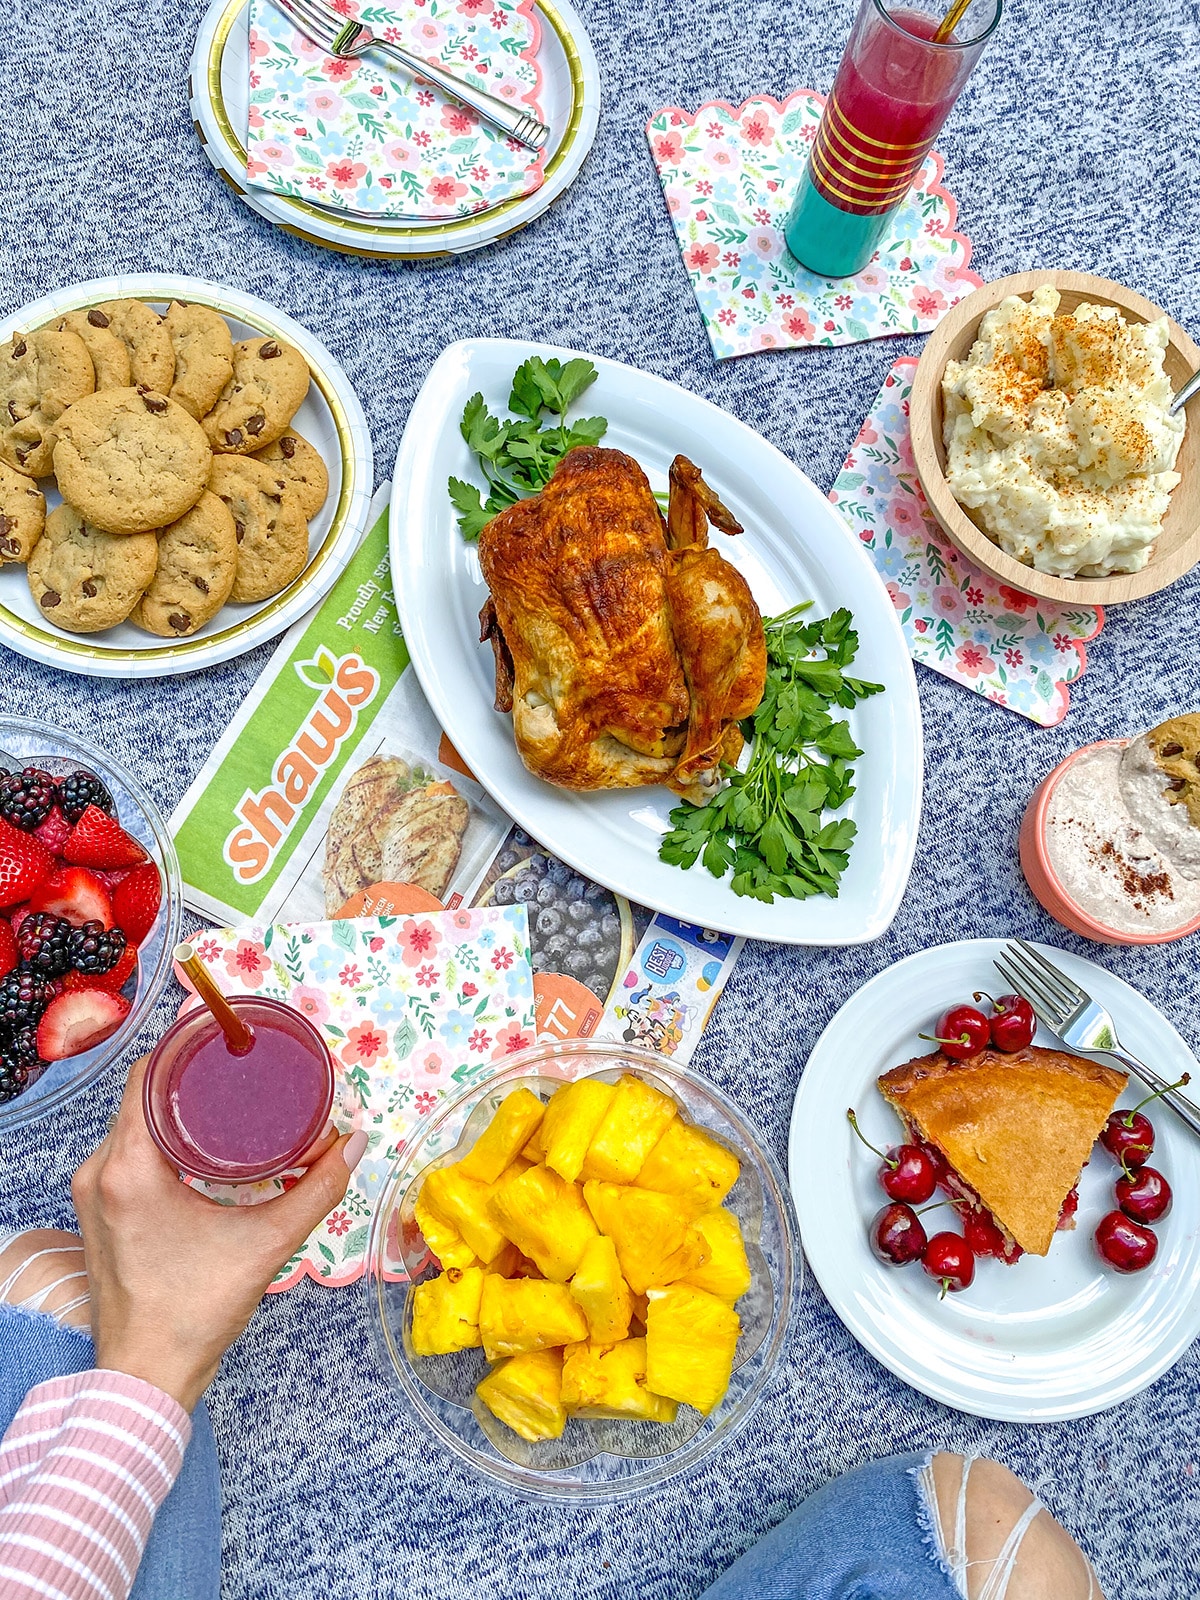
left=343, top=1130, right=369, bottom=1171
left=319, top=1120, right=335, bottom=1141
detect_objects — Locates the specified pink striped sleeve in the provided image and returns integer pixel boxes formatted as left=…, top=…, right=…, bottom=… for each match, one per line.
left=0, top=1370, right=191, bottom=1600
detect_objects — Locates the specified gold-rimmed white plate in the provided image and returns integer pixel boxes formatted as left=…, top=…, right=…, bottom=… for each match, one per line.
left=0, top=274, right=374, bottom=678
left=188, top=0, right=600, bottom=260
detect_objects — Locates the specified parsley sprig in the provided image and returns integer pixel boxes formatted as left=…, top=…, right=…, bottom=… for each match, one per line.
left=448, top=357, right=608, bottom=540
left=658, top=603, right=885, bottom=903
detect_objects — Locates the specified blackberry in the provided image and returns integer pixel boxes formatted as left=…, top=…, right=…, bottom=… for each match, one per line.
left=0, top=967, right=54, bottom=1032
left=0, top=1027, right=42, bottom=1103
left=16, top=911, right=73, bottom=977
left=58, top=770, right=116, bottom=825
left=68, top=921, right=127, bottom=976
left=0, top=767, right=55, bottom=831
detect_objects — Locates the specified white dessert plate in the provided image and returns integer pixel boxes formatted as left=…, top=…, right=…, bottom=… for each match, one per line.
left=189, top=0, right=600, bottom=260
left=390, top=338, right=923, bottom=944
left=0, top=274, right=373, bottom=678
left=789, top=939, right=1200, bottom=1421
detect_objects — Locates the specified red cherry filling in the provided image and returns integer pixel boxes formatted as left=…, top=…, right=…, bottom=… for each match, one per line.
left=961, top=1209, right=1024, bottom=1264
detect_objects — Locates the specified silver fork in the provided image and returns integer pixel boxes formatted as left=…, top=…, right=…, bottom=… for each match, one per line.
left=995, top=938, right=1200, bottom=1141
left=271, top=0, right=549, bottom=152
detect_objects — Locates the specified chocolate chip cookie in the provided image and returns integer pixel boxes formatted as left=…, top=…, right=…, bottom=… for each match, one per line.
left=95, top=299, right=176, bottom=393
left=0, top=461, right=46, bottom=563
left=1148, top=713, right=1200, bottom=830
left=0, top=328, right=95, bottom=477
left=51, top=309, right=133, bottom=391
left=27, top=503, right=158, bottom=633
left=129, top=491, right=238, bottom=637
left=252, top=429, right=329, bottom=519
left=203, top=337, right=309, bottom=455
left=53, top=387, right=212, bottom=535
left=164, top=302, right=234, bottom=421
left=210, top=455, right=309, bottom=603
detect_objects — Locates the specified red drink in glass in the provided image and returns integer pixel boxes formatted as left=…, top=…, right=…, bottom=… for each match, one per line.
left=144, top=997, right=334, bottom=1184
left=785, top=0, right=1000, bottom=278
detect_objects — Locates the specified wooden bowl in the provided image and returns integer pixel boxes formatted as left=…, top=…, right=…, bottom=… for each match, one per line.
left=909, top=270, right=1200, bottom=605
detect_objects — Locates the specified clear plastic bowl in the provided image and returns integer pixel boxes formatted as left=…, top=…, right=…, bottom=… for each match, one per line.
left=0, top=716, right=182, bottom=1131
left=365, top=1040, right=800, bottom=1503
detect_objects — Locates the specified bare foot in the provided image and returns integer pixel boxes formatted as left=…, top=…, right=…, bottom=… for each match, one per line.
left=0, top=1229, right=91, bottom=1329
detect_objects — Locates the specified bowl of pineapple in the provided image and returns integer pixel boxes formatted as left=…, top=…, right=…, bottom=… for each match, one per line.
left=365, top=1040, right=799, bottom=1501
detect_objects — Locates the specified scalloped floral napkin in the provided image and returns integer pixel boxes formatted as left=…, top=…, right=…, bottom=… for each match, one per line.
left=245, top=0, right=545, bottom=219
left=647, top=89, right=981, bottom=360
left=830, top=357, right=1104, bottom=726
left=180, top=907, right=534, bottom=1290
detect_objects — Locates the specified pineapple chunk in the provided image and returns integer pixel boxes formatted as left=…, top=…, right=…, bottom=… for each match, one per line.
left=561, top=1338, right=678, bottom=1422
left=521, top=1119, right=547, bottom=1162
left=414, top=1186, right=479, bottom=1271
left=569, top=1235, right=633, bottom=1342
left=582, top=1182, right=711, bottom=1293
left=479, top=1275, right=588, bottom=1360
left=636, top=1118, right=740, bottom=1209
left=422, top=1165, right=508, bottom=1264
left=581, top=1075, right=678, bottom=1182
left=485, top=1240, right=523, bottom=1277
left=543, top=1079, right=616, bottom=1183
left=476, top=1349, right=567, bottom=1442
left=645, top=1285, right=739, bottom=1415
left=629, top=1291, right=649, bottom=1334
left=488, top=1163, right=599, bottom=1282
left=681, top=1208, right=752, bottom=1304
left=458, top=1088, right=546, bottom=1184
left=410, top=1267, right=484, bottom=1356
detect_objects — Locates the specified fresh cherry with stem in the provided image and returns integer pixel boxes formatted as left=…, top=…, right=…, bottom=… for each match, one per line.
left=1100, top=1074, right=1190, bottom=1169
left=921, top=1232, right=975, bottom=1296
left=870, top=1203, right=928, bottom=1265
left=1115, top=1164, right=1172, bottom=1225
left=972, top=991, right=1036, bottom=1053
left=847, top=1108, right=938, bottom=1203
left=1095, top=1211, right=1158, bottom=1273
left=919, top=1005, right=991, bottom=1061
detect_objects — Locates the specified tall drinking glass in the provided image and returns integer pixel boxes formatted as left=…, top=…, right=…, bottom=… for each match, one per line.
left=784, top=0, right=1001, bottom=280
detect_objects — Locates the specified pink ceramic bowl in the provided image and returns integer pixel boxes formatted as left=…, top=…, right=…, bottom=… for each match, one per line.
left=1019, top=740, right=1200, bottom=946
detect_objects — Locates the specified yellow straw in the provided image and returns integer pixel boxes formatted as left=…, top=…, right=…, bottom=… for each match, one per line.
left=934, top=0, right=971, bottom=40
left=174, top=942, right=256, bottom=1054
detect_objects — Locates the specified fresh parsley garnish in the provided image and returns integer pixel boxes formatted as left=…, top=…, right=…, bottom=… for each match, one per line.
left=448, top=357, right=608, bottom=540
left=658, top=603, right=885, bottom=903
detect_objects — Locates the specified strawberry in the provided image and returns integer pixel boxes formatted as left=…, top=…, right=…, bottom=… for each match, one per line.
left=63, top=944, right=137, bottom=995
left=33, top=807, right=72, bottom=854
left=0, top=919, right=16, bottom=977
left=110, top=864, right=161, bottom=947
left=0, top=817, right=53, bottom=907
left=37, top=989, right=131, bottom=1062
left=63, top=806, right=148, bottom=870
left=29, top=866, right=114, bottom=929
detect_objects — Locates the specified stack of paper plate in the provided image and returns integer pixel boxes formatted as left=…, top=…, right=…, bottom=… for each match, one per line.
left=188, top=0, right=600, bottom=259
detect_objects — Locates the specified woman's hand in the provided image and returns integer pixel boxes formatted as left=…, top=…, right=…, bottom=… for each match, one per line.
left=72, top=1054, right=366, bottom=1412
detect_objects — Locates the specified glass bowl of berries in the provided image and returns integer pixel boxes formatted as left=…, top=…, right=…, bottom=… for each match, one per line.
left=0, top=716, right=181, bottom=1130
left=365, top=1041, right=800, bottom=1503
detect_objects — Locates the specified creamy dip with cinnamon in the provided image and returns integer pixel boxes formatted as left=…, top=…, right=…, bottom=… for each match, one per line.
left=1045, top=743, right=1200, bottom=936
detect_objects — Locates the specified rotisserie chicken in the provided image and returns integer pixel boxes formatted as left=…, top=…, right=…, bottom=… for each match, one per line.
left=477, top=446, right=765, bottom=798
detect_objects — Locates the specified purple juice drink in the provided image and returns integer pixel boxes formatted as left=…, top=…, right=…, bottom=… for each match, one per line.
left=144, top=997, right=334, bottom=1183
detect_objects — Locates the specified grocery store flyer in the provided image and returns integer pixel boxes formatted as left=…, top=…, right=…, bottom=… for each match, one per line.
left=172, top=486, right=743, bottom=1066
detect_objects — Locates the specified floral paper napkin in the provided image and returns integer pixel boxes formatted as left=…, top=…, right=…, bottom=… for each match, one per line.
left=830, top=357, right=1104, bottom=726
left=180, top=907, right=535, bottom=1290
left=647, top=90, right=981, bottom=361
left=246, top=0, right=545, bottom=219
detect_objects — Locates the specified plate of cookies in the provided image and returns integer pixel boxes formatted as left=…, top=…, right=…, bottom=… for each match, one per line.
left=0, top=273, right=373, bottom=676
